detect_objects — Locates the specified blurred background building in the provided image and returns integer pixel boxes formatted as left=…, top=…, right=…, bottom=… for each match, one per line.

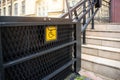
left=0, top=0, right=118, bottom=22
left=0, top=0, right=79, bottom=17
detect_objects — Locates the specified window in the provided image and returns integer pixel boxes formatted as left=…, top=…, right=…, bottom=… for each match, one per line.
left=38, top=7, right=41, bottom=16
left=14, top=3, right=18, bottom=15
left=22, top=0, right=25, bottom=14
left=3, top=7, right=6, bottom=16
left=8, top=5, right=11, bottom=16
left=38, top=5, right=48, bottom=17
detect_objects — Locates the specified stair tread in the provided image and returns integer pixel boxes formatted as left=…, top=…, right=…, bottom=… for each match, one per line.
left=82, top=44, right=120, bottom=53
left=86, top=36, right=120, bottom=42
left=87, top=29, right=120, bottom=32
left=82, top=54, right=120, bottom=69
left=95, top=23, right=120, bottom=25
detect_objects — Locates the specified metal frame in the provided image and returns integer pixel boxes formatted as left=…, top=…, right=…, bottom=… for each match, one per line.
left=75, top=23, right=81, bottom=72
left=83, top=1, right=87, bottom=44
left=0, top=16, right=81, bottom=80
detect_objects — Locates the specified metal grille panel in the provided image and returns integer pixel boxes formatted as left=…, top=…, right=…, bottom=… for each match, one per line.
left=1, top=25, right=74, bottom=63
left=5, top=46, right=73, bottom=80
left=50, top=65, right=73, bottom=80
left=0, top=24, right=76, bottom=80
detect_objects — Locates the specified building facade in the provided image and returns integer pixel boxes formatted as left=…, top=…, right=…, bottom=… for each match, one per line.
left=1, top=0, right=119, bottom=23
left=0, top=0, right=65, bottom=17
left=0, top=0, right=37, bottom=16
left=0, top=0, right=80, bottom=17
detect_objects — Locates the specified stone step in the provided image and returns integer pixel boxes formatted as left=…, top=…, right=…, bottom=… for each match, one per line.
left=86, top=30, right=120, bottom=38
left=79, top=69, right=114, bottom=80
left=87, top=24, right=120, bottom=31
left=85, top=36, right=120, bottom=48
left=82, top=44, right=120, bottom=61
left=81, top=54, right=120, bottom=80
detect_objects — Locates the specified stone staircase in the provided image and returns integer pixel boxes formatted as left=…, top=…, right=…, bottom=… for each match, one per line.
left=81, top=24, right=120, bottom=80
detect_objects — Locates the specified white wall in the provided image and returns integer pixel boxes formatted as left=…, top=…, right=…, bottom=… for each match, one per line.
left=25, top=0, right=36, bottom=15
left=47, top=0, right=64, bottom=12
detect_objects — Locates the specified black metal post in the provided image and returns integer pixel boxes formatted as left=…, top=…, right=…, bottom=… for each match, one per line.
left=91, top=0, right=95, bottom=29
left=83, top=1, right=86, bottom=44
left=0, top=28, right=4, bottom=80
left=75, top=23, right=81, bottom=72
left=74, top=10, right=78, bottom=20
left=88, top=0, right=91, bottom=18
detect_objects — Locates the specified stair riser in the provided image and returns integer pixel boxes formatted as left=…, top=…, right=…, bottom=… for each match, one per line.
left=86, top=38, right=120, bottom=48
left=87, top=25, right=120, bottom=31
left=86, top=31, right=120, bottom=38
left=81, top=60, right=120, bottom=80
left=82, top=47, right=120, bottom=61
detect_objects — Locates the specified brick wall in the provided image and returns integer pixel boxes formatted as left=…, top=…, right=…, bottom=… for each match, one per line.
left=112, top=0, right=120, bottom=23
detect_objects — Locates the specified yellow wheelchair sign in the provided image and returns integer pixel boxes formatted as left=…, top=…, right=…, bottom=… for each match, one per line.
left=45, top=26, right=57, bottom=42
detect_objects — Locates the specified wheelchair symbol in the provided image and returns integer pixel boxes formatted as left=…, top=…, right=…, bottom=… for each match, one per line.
left=48, top=28, right=56, bottom=38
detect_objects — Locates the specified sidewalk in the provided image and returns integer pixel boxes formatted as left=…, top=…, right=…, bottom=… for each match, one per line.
left=79, top=69, right=103, bottom=80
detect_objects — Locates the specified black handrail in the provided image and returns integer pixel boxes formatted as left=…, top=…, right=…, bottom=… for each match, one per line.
left=60, top=0, right=111, bottom=44
left=60, top=0, right=99, bottom=44
left=60, top=0, right=87, bottom=18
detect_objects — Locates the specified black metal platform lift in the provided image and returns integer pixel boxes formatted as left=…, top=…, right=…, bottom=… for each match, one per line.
left=0, top=0, right=102, bottom=80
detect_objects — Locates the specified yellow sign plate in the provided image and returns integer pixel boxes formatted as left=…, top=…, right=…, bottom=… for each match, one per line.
left=45, top=26, right=57, bottom=42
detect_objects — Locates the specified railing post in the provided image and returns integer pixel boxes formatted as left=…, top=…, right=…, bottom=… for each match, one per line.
left=74, top=10, right=78, bottom=20
left=83, top=1, right=86, bottom=44
left=91, top=0, right=94, bottom=29
left=88, top=0, right=91, bottom=18
left=75, top=23, right=81, bottom=72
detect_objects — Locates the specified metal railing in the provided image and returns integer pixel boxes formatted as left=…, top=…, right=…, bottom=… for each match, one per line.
left=60, top=0, right=101, bottom=44
left=60, top=0, right=111, bottom=44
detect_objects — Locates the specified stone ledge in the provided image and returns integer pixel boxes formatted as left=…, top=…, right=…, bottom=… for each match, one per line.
left=82, top=44, right=120, bottom=53
left=85, top=36, right=120, bottom=42
left=81, top=60, right=120, bottom=80
left=82, top=54, right=120, bottom=69
left=86, top=29, right=120, bottom=33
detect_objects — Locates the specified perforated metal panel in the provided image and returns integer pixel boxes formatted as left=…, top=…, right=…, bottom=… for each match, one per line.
left=0, top=17, right=81, bottom=80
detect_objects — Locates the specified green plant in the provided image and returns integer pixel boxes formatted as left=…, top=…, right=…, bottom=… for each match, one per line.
left=74, top=76, right=86, bottom=80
